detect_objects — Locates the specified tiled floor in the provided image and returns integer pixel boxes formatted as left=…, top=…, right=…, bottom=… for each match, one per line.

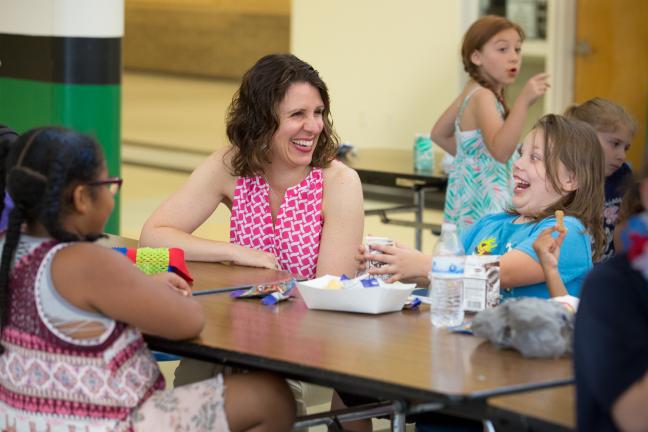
left=120, top=71, right=443, bottom=427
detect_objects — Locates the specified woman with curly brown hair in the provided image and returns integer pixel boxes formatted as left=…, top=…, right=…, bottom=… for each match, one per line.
left=141, top=53, right=364, bottom=281
left=141, top=54, right=364, bottom=413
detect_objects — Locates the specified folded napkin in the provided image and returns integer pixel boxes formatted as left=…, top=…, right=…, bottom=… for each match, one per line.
left=113, top=247, right=193, bottom=283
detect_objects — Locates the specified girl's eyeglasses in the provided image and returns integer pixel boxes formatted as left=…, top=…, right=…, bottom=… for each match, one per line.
left=86, top=177, right=123, bottom=195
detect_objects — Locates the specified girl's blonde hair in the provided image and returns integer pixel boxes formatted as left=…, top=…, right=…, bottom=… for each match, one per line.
left=522, top=114, right=606, bottom=260
left=461, top=15, right=525, bottom=118
left=564, top=97, right=637, bottom=136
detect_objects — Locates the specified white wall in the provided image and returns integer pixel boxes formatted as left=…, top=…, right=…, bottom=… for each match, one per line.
left=291, top=1, right=463, bottom=150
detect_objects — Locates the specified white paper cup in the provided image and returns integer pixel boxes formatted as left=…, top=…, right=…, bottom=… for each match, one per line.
left=365, top=236, right=394, bottom=280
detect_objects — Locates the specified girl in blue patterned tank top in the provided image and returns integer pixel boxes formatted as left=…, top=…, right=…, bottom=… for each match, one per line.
left=431, top=15, right=550, bottom=235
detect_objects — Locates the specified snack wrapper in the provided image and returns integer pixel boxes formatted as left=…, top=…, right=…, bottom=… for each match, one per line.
left=113, top=247, right=193, bottom=283
left=230, top=278, right=296, bottom=305
left=447, top=321, right=473, bottom=335
left=323, top=274, right=382, bottom=290
left=403, top=296, right=422, bottom=310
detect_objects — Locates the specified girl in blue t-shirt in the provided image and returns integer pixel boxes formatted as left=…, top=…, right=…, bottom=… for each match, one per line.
left=365, top=114, right=605, bottom=299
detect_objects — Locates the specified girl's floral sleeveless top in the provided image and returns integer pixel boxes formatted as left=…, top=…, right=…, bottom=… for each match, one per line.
left=443, top=88, right=516, bottom=235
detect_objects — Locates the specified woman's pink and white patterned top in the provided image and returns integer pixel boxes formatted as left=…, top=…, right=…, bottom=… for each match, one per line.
left=230, top=168, right=324, bottom=279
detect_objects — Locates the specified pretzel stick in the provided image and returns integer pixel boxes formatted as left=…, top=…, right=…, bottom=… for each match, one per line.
left=555, top=210, right=566, bottom=233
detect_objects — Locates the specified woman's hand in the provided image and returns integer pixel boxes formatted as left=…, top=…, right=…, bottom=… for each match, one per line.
left=365, top=242, right=432, bottom=283
left=231, top=245, right=280, bottom=270
left=532, top=226, right=566, bottom=271
left=520, top=73, right=550, bottom=107
left=151, top=272, right=192, bottom=297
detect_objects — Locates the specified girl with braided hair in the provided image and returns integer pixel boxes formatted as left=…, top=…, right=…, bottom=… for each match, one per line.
left=431, top=15, right=550, bottom=234
left=0, top=127, right=294, bottom=431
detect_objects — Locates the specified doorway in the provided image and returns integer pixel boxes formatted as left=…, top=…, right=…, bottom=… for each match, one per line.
left=574, top=0, right=648, bottom=167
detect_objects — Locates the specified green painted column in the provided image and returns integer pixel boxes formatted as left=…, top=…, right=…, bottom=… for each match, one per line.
left=0, top=1, right=123, bottom=234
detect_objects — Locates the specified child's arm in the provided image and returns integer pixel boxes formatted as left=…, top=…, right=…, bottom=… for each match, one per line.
left=52, top=243, right=205, bottom=340
left=499, top=250, right=546, bottom=288
left=430, top=92, right=466, bottom=156
left=532, top=226, right=568, bottom=297
left=472, top=73, right=549, bottom=163
left=500, top=216, right=589, bottom=293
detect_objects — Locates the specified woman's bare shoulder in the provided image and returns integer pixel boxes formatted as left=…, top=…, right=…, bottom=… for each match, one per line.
left=205, top=147, right=233, bottom=171
left=194, top=147, right=238, bottom=185
left=321, top=160, right=362, bottom=206
left=322, top=159, right=360, bottom=184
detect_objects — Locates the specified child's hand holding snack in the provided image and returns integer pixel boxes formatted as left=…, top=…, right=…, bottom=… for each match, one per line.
left=533, top=226, right=565, bottom=270
left=533, top=211, right=567, bottom=270
left=532, top=211, right=569, bottom=297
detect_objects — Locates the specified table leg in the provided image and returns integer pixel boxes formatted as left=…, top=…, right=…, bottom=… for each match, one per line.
left=293, top=401, right=395, bottom=430
left=391, top=400, right=407, bottom=432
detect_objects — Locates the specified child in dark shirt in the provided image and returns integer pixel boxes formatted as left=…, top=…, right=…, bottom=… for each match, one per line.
left=575, top=166, right=648, bottom=431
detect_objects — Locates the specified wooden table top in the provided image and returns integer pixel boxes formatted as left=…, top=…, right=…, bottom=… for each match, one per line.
left=175, top=287, right=572, bottom=401
left=103, top=236, right=572, bottom=404
left=488, top=385, right=575, bottom=431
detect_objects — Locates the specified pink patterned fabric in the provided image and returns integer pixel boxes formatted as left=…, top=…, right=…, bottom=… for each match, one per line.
left=0, top=239, right=164, bottom=431
left=131, top=375, right=229, bottom=432
left=230, top=168, right=324, bottom=279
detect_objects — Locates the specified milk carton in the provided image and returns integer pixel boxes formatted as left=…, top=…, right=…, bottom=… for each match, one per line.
left=463, top=255, right=501, bottom=312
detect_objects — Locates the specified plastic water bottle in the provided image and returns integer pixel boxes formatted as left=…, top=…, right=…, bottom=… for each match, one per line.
left=429, top=223, right=465, bottom=327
